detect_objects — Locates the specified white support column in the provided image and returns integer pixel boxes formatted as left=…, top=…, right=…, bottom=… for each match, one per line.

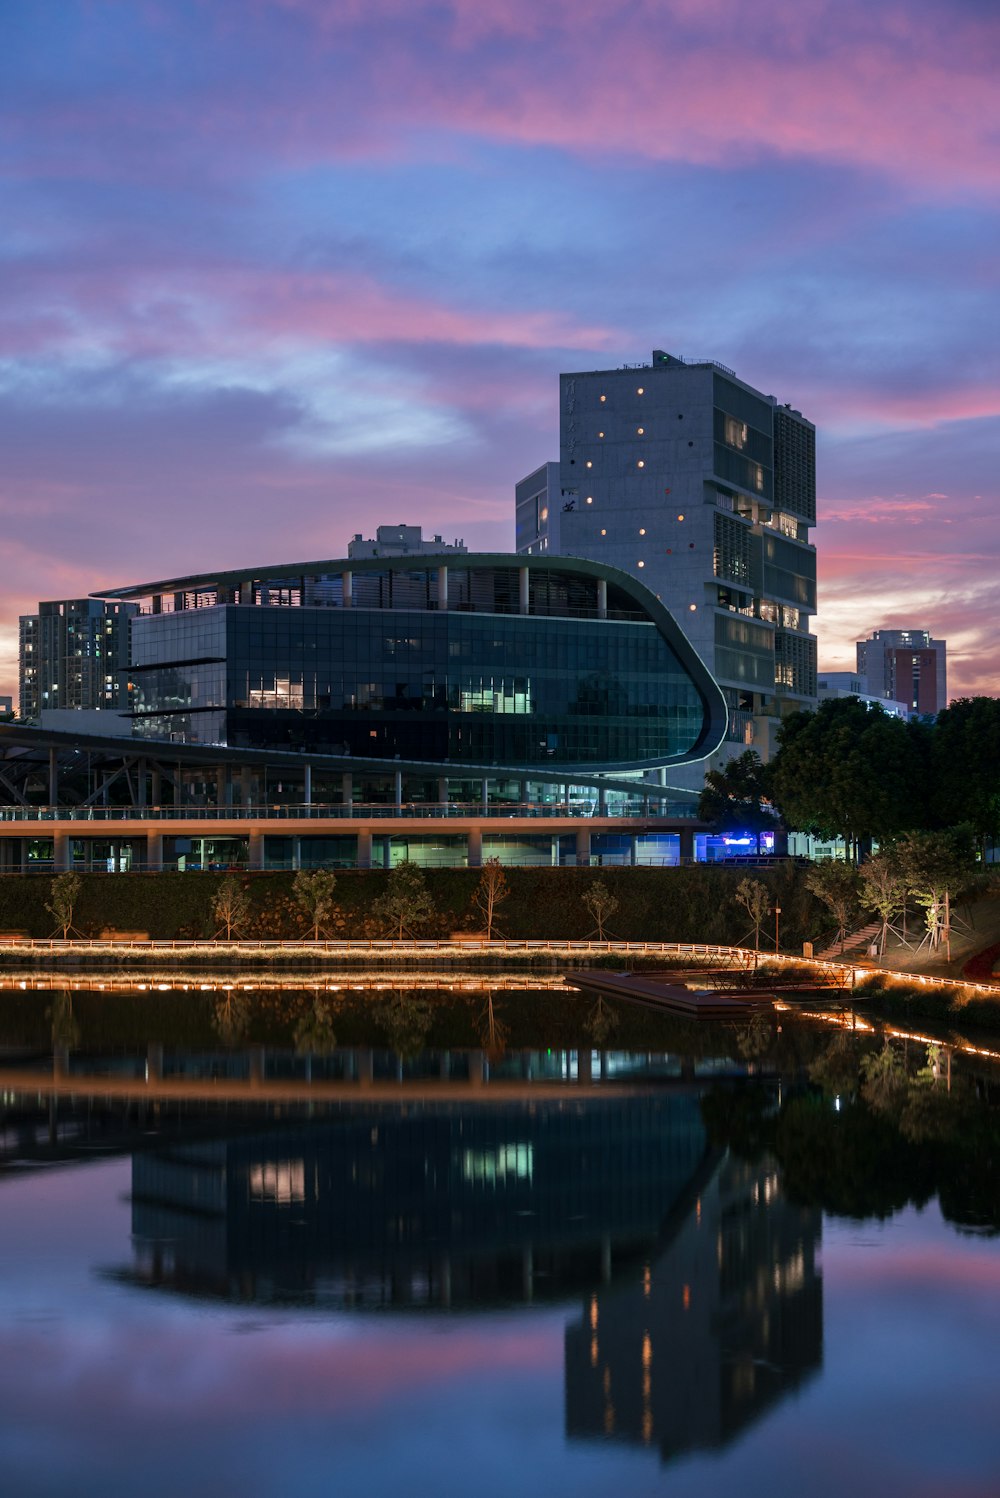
left=146, top=833, right=163, bottom=873
left=467, top=827, right=483, bottom=868
left=248, top=829, right=264, bottom=871
left=356, top=829, right=372, bottom=869
left=53, top=832, right=70, bottom=873
left=519, top=566, right=530, bottom=615
left=575, top=828, right=591, bottom=867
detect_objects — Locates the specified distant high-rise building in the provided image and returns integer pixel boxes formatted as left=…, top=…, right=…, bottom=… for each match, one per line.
left=18, top=598, right=136, bottom=722
left=347, top=524, right=467, bottom=559
left=515, top=350, right=817, bottom=779
left=856, top=628, right=947, bottom=717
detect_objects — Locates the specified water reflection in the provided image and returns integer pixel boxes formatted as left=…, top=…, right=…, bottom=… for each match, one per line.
left=118, top=1092, right=711, bottom=1309
left=565, top=1153, right=822, bottom=1459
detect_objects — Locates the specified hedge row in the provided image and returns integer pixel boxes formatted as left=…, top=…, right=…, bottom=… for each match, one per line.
left=0, top=863, right=825, bottom=947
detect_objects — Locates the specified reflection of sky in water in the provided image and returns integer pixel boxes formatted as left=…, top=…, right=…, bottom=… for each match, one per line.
left=1, top=1161, right=999, bottom=1498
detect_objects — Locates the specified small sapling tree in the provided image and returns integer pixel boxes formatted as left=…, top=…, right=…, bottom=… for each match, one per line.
left=292, top=868, right=338, bottom=940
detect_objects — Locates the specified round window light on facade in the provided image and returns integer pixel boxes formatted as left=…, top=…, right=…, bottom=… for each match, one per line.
left=586, top=460, right=593, bottom=468
left=600, top=528, right=607, bottom=536
left=688, top=603, right=697, bottom=611
left=598, top=431, right=604, bottom=438
left=637, top=387, right=644, bottom=395
left=600, top=394, right=606, bottom=402
left=677, top=513, right=684, bottom=521
left=639, top=527, right=646, bottom=535
left=637, top=427, right=644, bottom=435
left=540, top=506, right=548, bottom=521
left=585, top=496, right=593, bottom=504
left=637, top=460, right=645, bottom=468
left=638, top=560, right=645, bottom=568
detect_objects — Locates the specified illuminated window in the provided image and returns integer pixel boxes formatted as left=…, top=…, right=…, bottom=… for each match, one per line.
left=586, top=460, right=593, bottom=468
left=637, top=560, right=645, bottom=568
left=598, top=431, right=604, bottom=438
left=637, top=460, right=644, bottom=468
left=599, top=394, right=606, bottom=402
left=724, top=416, right=747, bottom=450
left=689, top=603, right=697, bottom=611
left=639, top=527, right=646, bottom=535
left=754, top=465, right=764, bottom=491
left=586, top=496, right=593, bottom=504
left=600, top=528, right=607, bottom=536
left=637, top=386, right=644, bottom=395
left=677, top=513, right=685, bottom=521
left=637, top=426, right=644, bottom=435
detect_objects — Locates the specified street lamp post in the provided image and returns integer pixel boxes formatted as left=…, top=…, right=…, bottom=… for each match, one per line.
left=774, top=905, right=781, bottom=954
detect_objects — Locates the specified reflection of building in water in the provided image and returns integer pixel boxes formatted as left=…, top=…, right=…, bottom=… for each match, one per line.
left=565, top=1153, right=822, bottom=1461
left=126, top=1095, right=710, bottom=1308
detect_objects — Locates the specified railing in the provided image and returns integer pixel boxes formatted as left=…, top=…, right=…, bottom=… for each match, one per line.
left=0, top=800, right=700, bottom=823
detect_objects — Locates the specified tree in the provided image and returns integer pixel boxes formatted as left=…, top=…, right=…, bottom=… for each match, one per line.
left=292, top=868, right=338, bottom=940
left=896, top=826, right=978, bottom=951
left=471, top=859, right=509, bottom=939
left=858, top=849, right=907, bottom=956
left=582, top=878, right=619, bottom=940
left=698, top=750, right=779, bottom=854
left=735, top=877, right=771, bottom=953
left=371, top=859, right=435, bottom=939
left=805, top=862, right=861, bottom=952
left=932, top=697, right=1000, bottom=851
left=770, top=698, right=928, bottom=858
left=46, top=872, right=82, bottom=939
left=212, top=875, right=251, bottom=939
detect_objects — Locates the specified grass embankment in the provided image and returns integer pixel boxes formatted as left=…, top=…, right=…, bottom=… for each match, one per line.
left=850, top=971, right=1000, bottom=1033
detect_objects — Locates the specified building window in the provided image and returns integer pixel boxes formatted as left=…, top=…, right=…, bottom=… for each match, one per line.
left=724, top=416, right=748, bottom=450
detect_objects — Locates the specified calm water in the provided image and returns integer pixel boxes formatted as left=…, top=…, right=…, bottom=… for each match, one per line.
left=1, top=981, right=999, bottom=1497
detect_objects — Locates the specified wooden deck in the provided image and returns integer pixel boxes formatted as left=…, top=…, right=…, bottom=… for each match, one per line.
left=566, top=969, right=775, bottom=1019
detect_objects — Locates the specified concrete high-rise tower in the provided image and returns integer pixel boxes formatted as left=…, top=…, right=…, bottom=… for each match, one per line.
left=856, top=628, right=947, bottom=717
left=516, top=351, right=817, bottom=780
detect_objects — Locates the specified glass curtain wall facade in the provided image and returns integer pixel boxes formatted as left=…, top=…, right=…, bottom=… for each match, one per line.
left=109, top=555, right=728, bottom=778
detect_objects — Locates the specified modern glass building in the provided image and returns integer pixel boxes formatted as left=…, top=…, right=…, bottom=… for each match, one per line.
left=97, top=553, right=728, bottom=781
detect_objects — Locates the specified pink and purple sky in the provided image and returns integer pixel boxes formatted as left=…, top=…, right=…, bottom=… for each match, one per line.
left=2, top=0, right=998, bottom=700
